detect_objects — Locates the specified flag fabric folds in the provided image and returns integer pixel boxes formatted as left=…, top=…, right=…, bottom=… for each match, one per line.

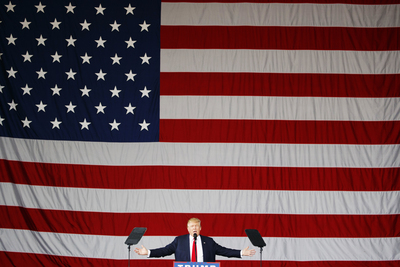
left=1, top=0, right=400, bottom=267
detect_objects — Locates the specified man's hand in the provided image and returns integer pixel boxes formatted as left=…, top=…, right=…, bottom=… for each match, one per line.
left=134, top=245, right=149, bottom=256
left=241, top=246, right=256, bottom=257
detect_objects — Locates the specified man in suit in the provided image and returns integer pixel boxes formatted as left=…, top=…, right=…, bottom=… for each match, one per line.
left=134, top=217, right=256, bottom=262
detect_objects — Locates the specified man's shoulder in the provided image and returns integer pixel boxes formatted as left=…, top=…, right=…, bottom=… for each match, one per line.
left=199, top=235, right=214, bottom=242
left=175, top=234, right=190, bottom=240
left=174, top=234, right=214, bottom=242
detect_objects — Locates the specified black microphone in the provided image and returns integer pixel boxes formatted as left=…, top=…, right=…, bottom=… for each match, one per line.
left=193, top=233, right=198, bottom=262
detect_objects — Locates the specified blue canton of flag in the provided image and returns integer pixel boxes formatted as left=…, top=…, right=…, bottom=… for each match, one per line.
left=0, top=0, right=160, bottom=142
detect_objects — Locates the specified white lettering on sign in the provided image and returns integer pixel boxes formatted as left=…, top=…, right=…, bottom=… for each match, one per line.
left=174, top=263, right=219, bottom=267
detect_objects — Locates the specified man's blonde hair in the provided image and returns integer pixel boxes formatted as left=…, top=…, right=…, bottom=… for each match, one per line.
left=187, top=217, right=201, bottom=226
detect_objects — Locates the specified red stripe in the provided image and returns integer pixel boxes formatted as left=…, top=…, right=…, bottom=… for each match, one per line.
left=160, top=119, right=400, bottom=145
left=2, top=160, right=400, bottom=191
left=1, top=206, right=399, bottom=238
left=0, top=252, right=133, bottom=267
left=160, top=73, right=400, bottom=98
left=2, top=252, right=399, bottom=267
left=161, top=26, right=400, bottom=51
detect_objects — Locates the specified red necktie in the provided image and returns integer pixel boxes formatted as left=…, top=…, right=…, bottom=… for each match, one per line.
left=191, top=239, right=197, bottom=262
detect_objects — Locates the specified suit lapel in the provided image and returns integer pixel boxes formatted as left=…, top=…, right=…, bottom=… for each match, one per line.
left=185, top=234, right=191, bottom=260
left=200, top=235, right=208, bottom=262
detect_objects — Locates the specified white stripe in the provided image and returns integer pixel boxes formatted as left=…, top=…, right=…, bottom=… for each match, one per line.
left=1, top=183, right=399, bottom=214
left=161, top=3, right=400, bottom=27
left=160, top=49, right=400, bottom=74
left=160, top=96, right=400, bottom=121
left=1, top=229, right=399, bottom=261
left=1, top=137, right=399, bottom=168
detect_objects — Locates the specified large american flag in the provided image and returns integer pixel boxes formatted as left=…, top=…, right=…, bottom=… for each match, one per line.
left=1, top=0, right=400, bottom=266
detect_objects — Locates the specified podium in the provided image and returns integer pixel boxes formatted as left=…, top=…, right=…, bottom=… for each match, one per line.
left=174, top=262, right=220, bottom=267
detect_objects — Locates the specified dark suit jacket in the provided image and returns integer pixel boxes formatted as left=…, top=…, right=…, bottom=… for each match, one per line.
left=149, top=234, right=241, bottom=262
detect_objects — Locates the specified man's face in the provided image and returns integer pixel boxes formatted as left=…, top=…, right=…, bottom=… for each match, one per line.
left=187, top=221, right=201, bottom=237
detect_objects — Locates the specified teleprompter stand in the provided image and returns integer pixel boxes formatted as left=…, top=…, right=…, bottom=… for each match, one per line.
left=245, top=229, right=266, bottom=267
left=125, top=227, right=147, bottom=267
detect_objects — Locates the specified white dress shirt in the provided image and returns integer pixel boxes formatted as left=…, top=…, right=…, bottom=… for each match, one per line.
left=190, top=235, right=204, bottom=262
